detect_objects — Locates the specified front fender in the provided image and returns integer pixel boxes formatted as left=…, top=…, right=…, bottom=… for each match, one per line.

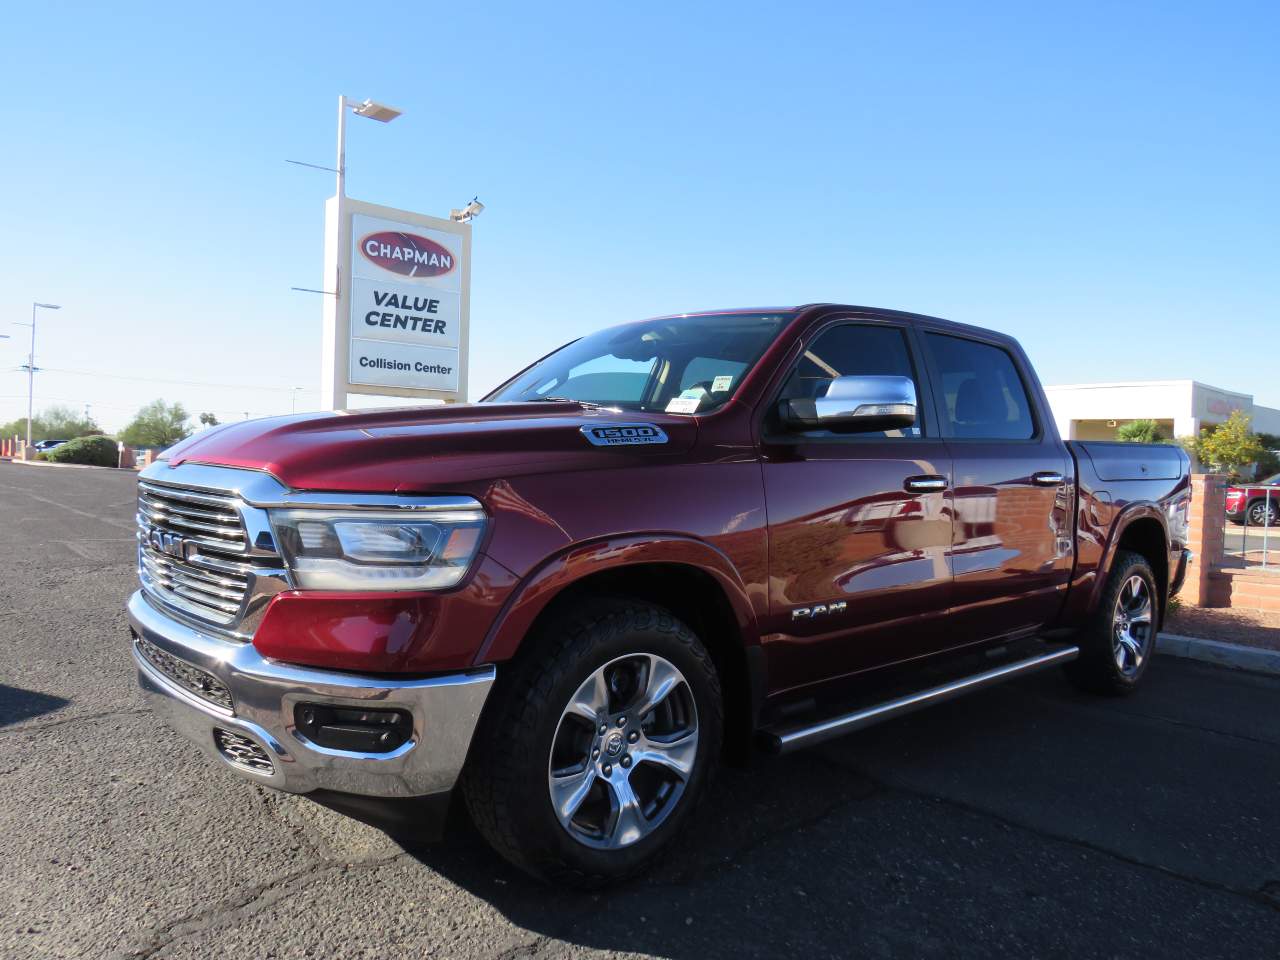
left=473, top=534, right=760, bottom=666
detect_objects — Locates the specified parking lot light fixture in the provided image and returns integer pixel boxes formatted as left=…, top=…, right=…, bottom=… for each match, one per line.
left=351, top=99, right=402, bottom=123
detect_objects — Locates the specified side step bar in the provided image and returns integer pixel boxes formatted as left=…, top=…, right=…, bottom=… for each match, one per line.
left=761, top=644, right=1079, bottom=754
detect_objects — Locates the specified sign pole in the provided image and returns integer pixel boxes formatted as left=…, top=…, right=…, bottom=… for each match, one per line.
left=318, top=97, right=470, bottom=412
left=322, top=94, right=349, bottom=411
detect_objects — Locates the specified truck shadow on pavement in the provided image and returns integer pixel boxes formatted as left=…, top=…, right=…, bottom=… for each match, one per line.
left=394, top=751, right=883, bottom=960
left=333, top=666, right=1280, bottom=960
left=0, top=683, right=71, bottom=728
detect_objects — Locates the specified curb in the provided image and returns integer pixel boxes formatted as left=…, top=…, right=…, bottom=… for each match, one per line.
left=8, top=458, right=133, bottom=472
left=1157, top=633, right=1280, bottom=676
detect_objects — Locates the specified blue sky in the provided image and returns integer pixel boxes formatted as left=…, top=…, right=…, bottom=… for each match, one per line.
left=1, top=1, right=1276, bottom=431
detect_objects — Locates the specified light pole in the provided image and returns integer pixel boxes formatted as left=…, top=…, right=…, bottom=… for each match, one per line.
left=335, top=96, right=402, bottom=197
left=15, top=302, right=60, bottom=448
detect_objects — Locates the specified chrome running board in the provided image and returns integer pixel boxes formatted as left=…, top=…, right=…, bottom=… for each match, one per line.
left=761, top=644, right=1079, bottom=754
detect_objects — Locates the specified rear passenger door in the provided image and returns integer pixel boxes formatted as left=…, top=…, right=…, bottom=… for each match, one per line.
left=920, top=329, right=1073, bottom=642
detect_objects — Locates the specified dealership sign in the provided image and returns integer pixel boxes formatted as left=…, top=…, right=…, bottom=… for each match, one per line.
left=321, top=198, right=471, bottom=407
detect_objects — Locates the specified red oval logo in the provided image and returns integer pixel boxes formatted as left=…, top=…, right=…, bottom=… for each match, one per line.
left=358, top=231, right=456, bottom=278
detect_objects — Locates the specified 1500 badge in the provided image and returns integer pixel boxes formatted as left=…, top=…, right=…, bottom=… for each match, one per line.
left=580, top=424, right=669, bottom=447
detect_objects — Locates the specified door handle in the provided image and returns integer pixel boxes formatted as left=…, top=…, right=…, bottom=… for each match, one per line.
left=1032, top=471, right=1065, bottom=486
left=905, top=475, right=948, bottom=493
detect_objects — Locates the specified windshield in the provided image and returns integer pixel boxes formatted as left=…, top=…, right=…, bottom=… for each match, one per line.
left=484, top=313, right=790, bottom=414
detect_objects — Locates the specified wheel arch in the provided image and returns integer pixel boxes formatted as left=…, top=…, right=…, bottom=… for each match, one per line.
left=475, top=536, right=764, bottom=752
left=1096, top=506, right=1171, bottom=627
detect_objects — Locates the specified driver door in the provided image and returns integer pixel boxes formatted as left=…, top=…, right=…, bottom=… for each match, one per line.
left=760, top=320, right=954, bottom=694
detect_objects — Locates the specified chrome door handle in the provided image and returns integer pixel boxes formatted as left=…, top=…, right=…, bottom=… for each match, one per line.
left=1032, top=471, right=1064, bottom=486
left=905, top=476, right=948, bottom=493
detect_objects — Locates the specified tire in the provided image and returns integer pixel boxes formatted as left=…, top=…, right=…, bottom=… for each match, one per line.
left=1246, top=499, right=1279, bottom=527
left=1063, top=550, right=1158, bottom=696
left=461, top=598, right=723, bottom=886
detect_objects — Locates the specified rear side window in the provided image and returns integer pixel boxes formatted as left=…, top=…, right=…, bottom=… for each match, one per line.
left=926, top=333, right=1035, bottom=440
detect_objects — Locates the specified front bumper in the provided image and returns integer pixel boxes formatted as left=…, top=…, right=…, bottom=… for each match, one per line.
left=128, top=590, right=494, bottom=798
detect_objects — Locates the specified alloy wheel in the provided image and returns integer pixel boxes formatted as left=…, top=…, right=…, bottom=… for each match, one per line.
left=547, top=653, right=698, bottom=849
left=1247, top=501, right=1278, bottom=527
left=1112, top=575, right=1154, bottom=677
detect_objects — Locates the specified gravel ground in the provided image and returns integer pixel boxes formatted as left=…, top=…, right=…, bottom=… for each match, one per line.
left=3, top=460, right=1279, bottom=960
left=1168, top=605, right=1280, bottom=652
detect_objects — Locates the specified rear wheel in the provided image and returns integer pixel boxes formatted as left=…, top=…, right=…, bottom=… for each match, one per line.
left=462, top=598, right=722, bottom=886
left=1064, top=550, right=1158, bottom=696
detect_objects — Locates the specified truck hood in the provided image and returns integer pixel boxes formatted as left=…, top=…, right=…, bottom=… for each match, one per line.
left=164, top=402, right=699, bottom=493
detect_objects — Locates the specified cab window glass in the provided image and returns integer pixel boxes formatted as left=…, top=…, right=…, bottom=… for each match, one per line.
left=547, top=355, right=657, bottom=403
left=778, top=324, right=921, bottom=438
left=678, top=357, right=747, bottom=396
left=926, top=333, right=1035, bottom=440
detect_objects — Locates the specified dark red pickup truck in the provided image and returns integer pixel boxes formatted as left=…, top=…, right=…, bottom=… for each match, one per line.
left=129, top=305, right=1191, bottom=884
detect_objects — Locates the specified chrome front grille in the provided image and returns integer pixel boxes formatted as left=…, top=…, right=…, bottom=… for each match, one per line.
left=137, top=481, right=251, bottom=625
left=134, top=634, right=234, bottom=712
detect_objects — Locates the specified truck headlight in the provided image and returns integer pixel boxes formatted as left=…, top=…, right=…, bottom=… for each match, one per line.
left=269, top=508, right=486, bottom=592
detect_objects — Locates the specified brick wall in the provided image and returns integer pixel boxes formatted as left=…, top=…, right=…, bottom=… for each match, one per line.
left=1184, top=473, right=1280, bottom=611
left=1207, top=569, right=1280, bottom=611
left=1183, top=474, right=1225, bottom=607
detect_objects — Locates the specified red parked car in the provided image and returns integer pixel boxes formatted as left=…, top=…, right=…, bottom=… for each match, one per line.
left=128, top=305, right=1191, bottom=885
left=1225, top=474, right=1280, bottom=526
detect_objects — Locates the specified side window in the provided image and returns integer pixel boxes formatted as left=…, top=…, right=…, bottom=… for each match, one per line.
left=925, top=333, right=1035, bottom=440
left=777, top=324, right=922, bottom=438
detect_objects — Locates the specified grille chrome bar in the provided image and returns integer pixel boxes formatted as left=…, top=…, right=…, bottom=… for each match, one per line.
left=138, top=481, right=247, bottom=553
left=142, top=557, right=243, bottom=608
left=142, top=555, right=245, bottom=605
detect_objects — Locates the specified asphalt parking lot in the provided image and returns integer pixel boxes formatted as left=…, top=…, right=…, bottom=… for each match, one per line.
left=2, top=460, right=1278, bottom=960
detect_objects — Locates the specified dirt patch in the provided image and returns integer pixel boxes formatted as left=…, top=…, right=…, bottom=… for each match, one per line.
left=1167, top=604, right=1280, bottom=652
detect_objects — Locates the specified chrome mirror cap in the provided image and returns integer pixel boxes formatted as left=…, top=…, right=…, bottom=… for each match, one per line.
left=780, top=375, right=917, bottom=433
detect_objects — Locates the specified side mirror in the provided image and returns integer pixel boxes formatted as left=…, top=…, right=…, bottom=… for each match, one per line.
left=779, top=375, right=918, bottom=433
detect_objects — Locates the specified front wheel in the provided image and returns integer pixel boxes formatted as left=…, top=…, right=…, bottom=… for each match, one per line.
left=462, top=599, right=723, bottom=886
left=1064, top=550, right=1158, bottom=696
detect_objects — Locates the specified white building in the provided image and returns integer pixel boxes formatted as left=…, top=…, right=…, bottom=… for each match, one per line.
left=1044, top=380, right=1280, bottom=454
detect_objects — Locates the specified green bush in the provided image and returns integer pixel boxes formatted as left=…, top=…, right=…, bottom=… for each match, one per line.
left=43, top=435, right=120, bottom=467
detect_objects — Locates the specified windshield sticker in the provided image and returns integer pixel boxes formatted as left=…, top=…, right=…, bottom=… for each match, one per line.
left=580, top=424, right=670, bottom=447
left=711, top=375, right=733, bottom=393
left=665, top=397, right=701, bottom=414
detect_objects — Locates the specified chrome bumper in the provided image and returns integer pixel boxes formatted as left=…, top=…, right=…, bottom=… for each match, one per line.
left=127, top=590, right=494, bottom=798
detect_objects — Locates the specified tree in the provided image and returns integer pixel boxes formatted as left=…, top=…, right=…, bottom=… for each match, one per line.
left=119, top=400, right=192, bottom=448
left=1181, top=410, right=1266, bottom=477
left=1115, top=419, right=1165, bottom=443
left=0, top=404, right=100, bottom=441
left=1254, top=432, right=1280, bottom=480
left=198, top=412, right=220, bottom=427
